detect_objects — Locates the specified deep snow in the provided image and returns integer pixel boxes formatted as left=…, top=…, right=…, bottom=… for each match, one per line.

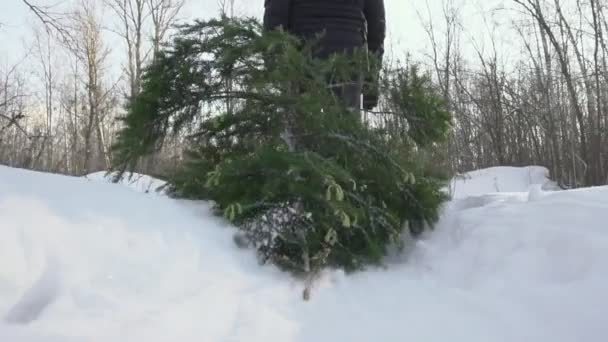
left=448, top=165, right=558, bottom=199
left=85, top=171, right=167, bottom=195
left=1, top=165, right=607, bottom=341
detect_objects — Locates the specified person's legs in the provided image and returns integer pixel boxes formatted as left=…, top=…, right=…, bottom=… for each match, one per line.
left=282, top=81, right=302, bottom=152
left=336, top=81, right=362, bottom=112
left=328, top=74, right=363, bottom=113
left=283, top=64, right=363, bottom=152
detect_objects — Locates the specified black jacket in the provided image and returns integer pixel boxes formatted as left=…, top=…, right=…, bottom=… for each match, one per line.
left=263, top=0, right=386, bottom=59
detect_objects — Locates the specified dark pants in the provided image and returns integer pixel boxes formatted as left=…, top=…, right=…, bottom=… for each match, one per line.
left=282, top=69, right=363, bottom=152
left=329, top=78, right=363, bottom=112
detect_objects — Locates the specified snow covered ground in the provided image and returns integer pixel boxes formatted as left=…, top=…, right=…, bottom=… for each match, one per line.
left=448, top=165, right=559, bottom=199
left=85, top=171, right=168, bottom=195
left=1, top=164, right=607, bottom=341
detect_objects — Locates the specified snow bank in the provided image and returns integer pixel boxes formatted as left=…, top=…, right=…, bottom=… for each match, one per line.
left=85, top=171, right=167, bottom=195
left=449, top=165, right=556, bottom=199
left=1, top=165, right=607, bottom=342
left=0, top=166, right=287, bottom=341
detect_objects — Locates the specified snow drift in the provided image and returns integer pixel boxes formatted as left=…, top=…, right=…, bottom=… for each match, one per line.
left=85, top=171, right=167, bottom=195
left=1, top=165, right=607, bottom=341
left=449, top=165, right=557, bottom=199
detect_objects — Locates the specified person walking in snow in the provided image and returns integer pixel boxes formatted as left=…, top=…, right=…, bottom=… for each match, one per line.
left=263, top=0, right=386, bottom=111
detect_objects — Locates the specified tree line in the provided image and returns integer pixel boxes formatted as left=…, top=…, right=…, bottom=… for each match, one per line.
left=424, top=0, right=608, bottom=187
left=0, top=0, right=185, bottom=176
left=2, top=0, right=607, bottom=187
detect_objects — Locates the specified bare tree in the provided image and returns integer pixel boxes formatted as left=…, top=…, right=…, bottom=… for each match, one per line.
left=70, top=0, right=114, bottom=173
left=0, top=62, right=27, bottom=137
left=21, top=0, right=73, bottom=45
left=31, top=26, right=59, bottom=170
left=147, top=0, right=185, bottom=60
left=0, top=59, right=47, bottom=169
left=512, top=0, right=590, bottom=183
left=106, top=0, right=148, bottom=99
left=416, top=0, right=462, bottom=172
left=218, top=0, right=236, bottom=18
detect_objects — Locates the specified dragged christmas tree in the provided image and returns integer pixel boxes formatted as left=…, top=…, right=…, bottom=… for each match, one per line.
left=112, top=17, right=452, bottom=280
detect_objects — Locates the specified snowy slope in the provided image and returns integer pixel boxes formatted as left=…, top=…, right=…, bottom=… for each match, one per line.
left=449, top=165, right=557, bottom=199
left=1, top=165, right=607, bottom=342
left=85, top=171, right=168, bottom=195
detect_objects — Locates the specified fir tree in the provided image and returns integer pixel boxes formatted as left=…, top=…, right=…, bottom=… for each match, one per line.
left=112, top=16, right=452, bottom=285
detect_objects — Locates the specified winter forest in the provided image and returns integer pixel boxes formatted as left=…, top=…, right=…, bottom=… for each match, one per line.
left=2, top=0, right=608, bottom=188
left=1, top=1, right=608, bottom=340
